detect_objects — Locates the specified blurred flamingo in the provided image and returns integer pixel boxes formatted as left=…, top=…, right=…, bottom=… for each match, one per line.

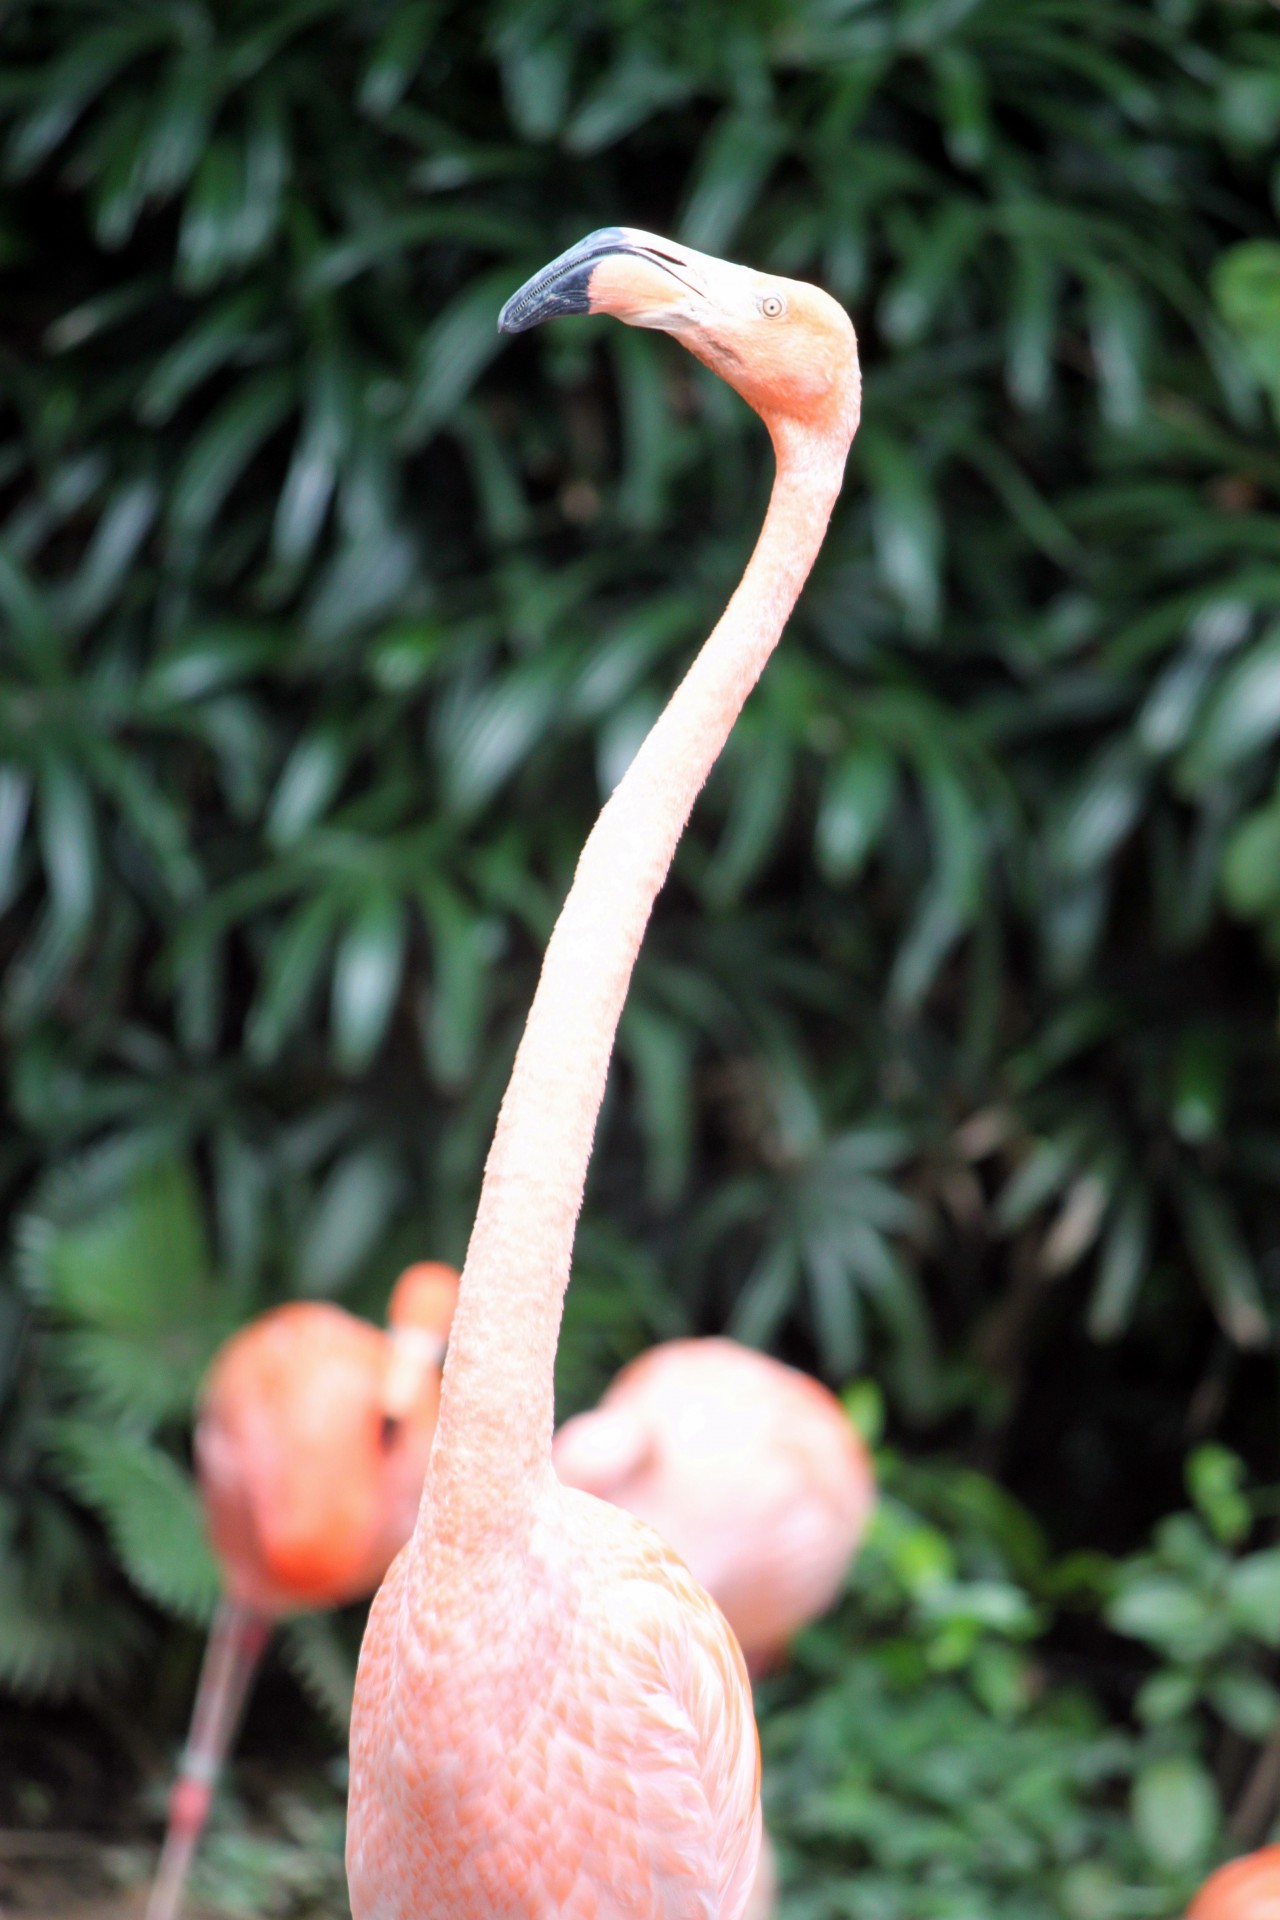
left=347, top=226, right=860, bottom=1920
left=144, top=1261, right=458, bottom=1920
left=553, top=1338, right=876, bottom=1673
left=1187, top=1848, right=1280, bottom=1918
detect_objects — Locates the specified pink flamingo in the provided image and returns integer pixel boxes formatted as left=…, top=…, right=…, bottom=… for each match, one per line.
left=553, top=1338, right=875, bottom=1673
left=347, top=226, right=861, bottom=1920
left=144, top=1262, right=458, bottom=1920
left=1187, top=1848, right=1280, bottom=1918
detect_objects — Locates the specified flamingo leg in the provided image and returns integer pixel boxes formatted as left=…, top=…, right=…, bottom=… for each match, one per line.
left=145, top=1597, right=271, bottom=1920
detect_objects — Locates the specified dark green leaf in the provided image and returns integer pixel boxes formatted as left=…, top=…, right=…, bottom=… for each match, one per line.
left=330, top=890, right=407, bottom=1075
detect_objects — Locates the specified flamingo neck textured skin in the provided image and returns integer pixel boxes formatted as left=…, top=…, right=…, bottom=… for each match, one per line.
left=429, top=231, right=859, bottom=1558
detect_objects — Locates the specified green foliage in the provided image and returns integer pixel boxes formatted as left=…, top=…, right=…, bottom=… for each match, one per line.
left=280, top=1615, right=358, bottom=1740
left=44, top=1417, right=220, bottom=1622
left=765, top=1457, right=1204, bottom=1920
left=0, top=1153, right=225, bottom=1696
left=1109, top=1447, right=1280, bottom=1775
left=4, top=0, right=1280, bottom=1426
left=3, top=0, right=1280, bottom=1906
left=1214, top=243, right=1280, bottom=427
left=0, top=1490, right=143, bottom=1698
left=761, top=1447, right=1280, bottom=1915
left=185, top=1784, right=350, bottom=1920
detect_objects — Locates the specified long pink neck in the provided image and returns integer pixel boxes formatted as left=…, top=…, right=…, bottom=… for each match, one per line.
left=425, top=422, right=848, bottom=1560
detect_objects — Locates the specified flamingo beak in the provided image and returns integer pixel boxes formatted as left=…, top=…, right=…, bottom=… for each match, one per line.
left=380, top=1325, right=447, bottom=1429
left=498, top=228, right=707, bottom=335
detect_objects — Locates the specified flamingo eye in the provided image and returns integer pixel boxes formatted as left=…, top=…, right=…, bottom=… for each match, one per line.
left=760, top=294, right=785, bottom=318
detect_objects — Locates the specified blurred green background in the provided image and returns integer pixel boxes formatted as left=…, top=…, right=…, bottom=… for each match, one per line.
left=4, top=0, right=1280, bottom=1914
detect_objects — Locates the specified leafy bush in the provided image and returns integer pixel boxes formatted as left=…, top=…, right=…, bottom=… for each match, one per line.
left=3, top=0, right=1280, bottom=1906
left=768, top=1453, right=1184, bottom=1920
left=83, top=1417, right=1280, bottom=1920
left=766, top=1439, right=1280, bottom=1918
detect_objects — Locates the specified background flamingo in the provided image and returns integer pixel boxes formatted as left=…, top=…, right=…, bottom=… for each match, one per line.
left=346, top=226, right=860, bottom=1920
left=554, top=1338, right=876, bottom=1672
left=145, top=1261, right=458, bottom=1920
left=1187, top=1847, right=1280, bottom=1918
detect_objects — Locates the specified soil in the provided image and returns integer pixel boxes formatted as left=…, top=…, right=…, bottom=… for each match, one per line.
left=0, top=1696, right=149, bottom=1919
left=0, top=1694, right=336, bottom=1920
left=0, top=1857, right=148, bottom=1920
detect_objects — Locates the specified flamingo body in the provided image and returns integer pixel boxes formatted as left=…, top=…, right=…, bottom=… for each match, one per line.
left=553, top=1339, right=875, bottom=1669
left=198, top=1300, right=440, bottom=1614
left=1188, top=1848, right=1280, bottom=1919
left=146, top=1265, right=457, bottom=1920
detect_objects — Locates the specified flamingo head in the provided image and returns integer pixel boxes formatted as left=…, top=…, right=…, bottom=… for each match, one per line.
left=381, top=1262, right=460, bottom=1425
left=499, top=227, right=860, bottom=451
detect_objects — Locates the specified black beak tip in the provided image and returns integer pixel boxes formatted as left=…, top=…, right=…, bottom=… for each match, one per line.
left=496, top=291, right=527, bottom=334
left=498, top=296, right=551, bottom=336
left=498, top=227, right=633, bottom=336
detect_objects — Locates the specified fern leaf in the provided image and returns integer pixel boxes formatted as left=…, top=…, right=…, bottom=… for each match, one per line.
left=19, top=1152, right=216, bottom=1335
left=45, top=1417, right=220, bottom=1623
left=48, top=1325, right=211, bottom=1427
left=0, top=1493, right=144, bottom=1699
left=280, top=1613, right=357, bottom=1737
left=0, top=1565, right=141, bottom=1698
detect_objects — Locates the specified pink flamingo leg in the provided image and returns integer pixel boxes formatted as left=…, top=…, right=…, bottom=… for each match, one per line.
left=145, top=1598, right=271, bottom=1920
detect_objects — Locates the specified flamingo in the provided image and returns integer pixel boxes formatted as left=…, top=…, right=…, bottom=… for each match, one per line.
left=553, top=1338, right=876, bottom=1673
left=144, top=1261, right=459, bottom=1920
left=1187, top=1848, right=1280, bottom=1918
left=346, top=226, right=861, bottom=1920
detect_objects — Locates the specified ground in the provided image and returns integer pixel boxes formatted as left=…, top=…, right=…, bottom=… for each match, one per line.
left=0, top=1700, right=348, bottom=1920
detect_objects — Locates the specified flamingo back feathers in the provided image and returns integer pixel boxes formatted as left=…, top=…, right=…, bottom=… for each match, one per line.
left=347, top=1485, right=760, bottom=1920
